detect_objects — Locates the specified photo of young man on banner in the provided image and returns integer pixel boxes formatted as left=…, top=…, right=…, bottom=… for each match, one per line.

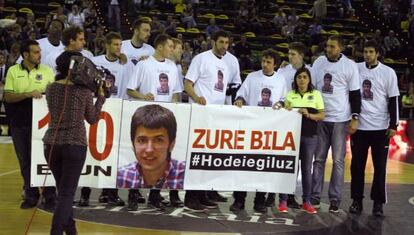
left=117, top=102, right=190, bottom=189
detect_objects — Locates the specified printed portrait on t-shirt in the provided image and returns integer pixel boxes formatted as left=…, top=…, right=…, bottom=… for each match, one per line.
left=157, top=73, right=170, bottom=95
left=362, top=79, right=373, bottom=100
left=106, top=73, right=118, bottom=95
left=322, top=73, right=333, bottom=94
left=258, top=88, right=272, bottom=107
left=214, top=70, right=224, bottom=92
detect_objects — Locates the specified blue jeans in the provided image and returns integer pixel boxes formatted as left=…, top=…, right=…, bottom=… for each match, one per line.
left=311, top=121, right=348, bottom=204
left=279, top=135, right=318, bottom=202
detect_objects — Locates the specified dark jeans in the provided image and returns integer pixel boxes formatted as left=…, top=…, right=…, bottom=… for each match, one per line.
left=350, top=130, right=389, bottom=203
left=233, top=191, right=267, bottom=205
left=45, top=144, right=87, bottom=235
left=280, top=135, right=318, bottom=202
left=11, top=125, right=55, bottom=200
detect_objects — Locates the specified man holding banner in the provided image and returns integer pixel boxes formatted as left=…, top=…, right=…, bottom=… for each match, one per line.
left=126, top=33, right=182, bottom=210
left=231, top=49, right=287, bottom=213
left=184, top=30, right=241, bottom=212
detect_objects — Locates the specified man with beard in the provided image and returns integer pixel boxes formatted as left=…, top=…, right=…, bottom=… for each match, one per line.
left=121, top=18, right=155, bottom=65
left=4, top=40, right=56, bottom=209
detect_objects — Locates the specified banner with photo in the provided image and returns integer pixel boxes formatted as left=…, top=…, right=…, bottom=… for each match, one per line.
left=31, top=98, right=123, bottom=188
left=31, top=99, right=302, bottom=193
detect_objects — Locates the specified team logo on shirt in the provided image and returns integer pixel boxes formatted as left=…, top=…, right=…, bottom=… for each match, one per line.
left=157, top=73, right=169, bottom=95
left=35, top=74, right=43, bottom=81
left=258, top=88, right=272, bottom=107
left=321, top=73, right=333, bottom=94
left=214, top=70, right=224, bottom=92
left=362, top=79, right=373, bottom=101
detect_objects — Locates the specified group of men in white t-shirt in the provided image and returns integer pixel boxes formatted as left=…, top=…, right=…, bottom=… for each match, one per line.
left=26, top=15, right=399, bottom=217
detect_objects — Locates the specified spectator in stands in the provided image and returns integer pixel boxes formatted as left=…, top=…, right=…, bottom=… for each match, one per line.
left=181, top=3, right=197, bottom=29
left=288, top=9, right=300, bottom=24
left=282, top=21, right=296, bottom=41
left=293, top=19, right=308, bottom=41
left=206, top=18, right=220, bottom=38
left=164, top=15, right=177, bottom=36
left=310, top=0, right=327, bottom=19
left=107, top=0, right=121, bottom=32
left=308, top=19, right=323, bottom=45
left=4, top=40, right=56, bottom=209
left=272, top=7, right=287, bottom=33
left=6, top=42, right=20, bottom=67
left=68, top=4, right=85, bottom=28
left=238, top=3, right=249, bottom=18
left=234, top=16, right=248, bottom=34
left=373, top=29, right=383, bottom=45
left=351, top=33, right=365, bottom=62
left=182, top=41, right=193, bottom=66
left=234, top=35, right=252, bottom=70
left=82, top=1, right=95, bottom=19
left=383, top=30, right=401, bottom=58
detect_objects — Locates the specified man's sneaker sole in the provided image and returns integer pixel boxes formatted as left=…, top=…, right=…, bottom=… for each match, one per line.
left=329, top=208, right=340, bottom=213
left=184, top=206, right=207, bottom=212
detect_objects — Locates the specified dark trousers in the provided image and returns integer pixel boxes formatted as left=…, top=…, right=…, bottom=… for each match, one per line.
left=233, top=191, right=266, bottom=205
left=11, top=125, right=55, bottom=200
left=185, top=190, right=204, bottom=203
left=350, top=130, right=389, bottom=203
left=45, top=144, right=87, bottom=235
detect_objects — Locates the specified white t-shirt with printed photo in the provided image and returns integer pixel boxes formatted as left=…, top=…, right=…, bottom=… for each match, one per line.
left=44, top=48, right=94, bottom=73
left=121, top=40, right=155, bottom=65
left=92, top=55, right=134, bottom=99
left=127, top=56, right=182, bottom=102
left=277, top=64, right=311, bottom=92
left=357, top=62, right=400, bottom=130
left=311, top=54, right=360, bottom=122
left=186, top=50, right=238, bottom=105
left=236, top=70, right=287, bottom=107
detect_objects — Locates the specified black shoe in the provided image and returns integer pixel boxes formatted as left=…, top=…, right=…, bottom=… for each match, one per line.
left=184, top=200, right=207, bottom=212
left=148, top=199, right=166, bottom=210
left=310, top=197, right=321, bottom=209
left=127, top=191, right=141, bottom=211
left=372, top=202, right=383, bottom=217
left=254, top=203, right=267, bottom=213
left=128, top=189, right=146, bottom=204
left=78, top=196, right=89, bottom=207
left=200, top=198, right=219, bottom=209
left=43, top=195, right=57, bottom=209
left=349, top=200, right=363, bottom=214
left=20, top=199, right=38, bottom=209
left=170, top=191, right=184, bottom=207
left=207, top=191, right=228, bottom=202
left=229, top=201, right=245, bottom=212
left=98, top=194, right=108, bottom=203
left=329, top=200, right=339, bottom=213
left=107, top=194, right=125, bottom=206
left=287, top=195, right=301, bottom=209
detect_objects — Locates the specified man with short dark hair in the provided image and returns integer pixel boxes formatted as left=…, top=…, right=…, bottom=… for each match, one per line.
left=4, top=40, right=56, bottom=209
left=231, top=49, right=287, bottom=213
left=184, top=30, right=241, bottom=211
left=349, top=40, right=399, bottom=217
left=310, top=35, right=361, bottom=213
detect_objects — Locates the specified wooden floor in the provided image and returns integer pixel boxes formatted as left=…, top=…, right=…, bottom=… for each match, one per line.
left=1, top=137, right=414, bottom=235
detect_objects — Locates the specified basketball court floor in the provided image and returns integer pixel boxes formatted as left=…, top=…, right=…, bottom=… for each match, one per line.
left=1, top=135, right=414, bottom=235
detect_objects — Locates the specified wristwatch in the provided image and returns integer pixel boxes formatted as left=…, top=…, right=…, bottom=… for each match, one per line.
left=351, top=114, right=359, bottom=120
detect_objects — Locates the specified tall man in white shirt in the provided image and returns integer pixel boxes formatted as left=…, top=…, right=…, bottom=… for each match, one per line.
left=184, top=30, right=241, bottom=211
left=127, top=34, right=182, bottom=210
left=230, top=49, right=287, bottom=213
left=121, top=18, right=155, bottom=65
left=310, top=35, right=361, bottom=213
left=348, top=40, right=399, bottom=217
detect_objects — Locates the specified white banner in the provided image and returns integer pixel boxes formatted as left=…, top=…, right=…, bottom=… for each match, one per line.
left=31, top=99, right=302, bottom=193
left=31, top=97, right=122, bottom=188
